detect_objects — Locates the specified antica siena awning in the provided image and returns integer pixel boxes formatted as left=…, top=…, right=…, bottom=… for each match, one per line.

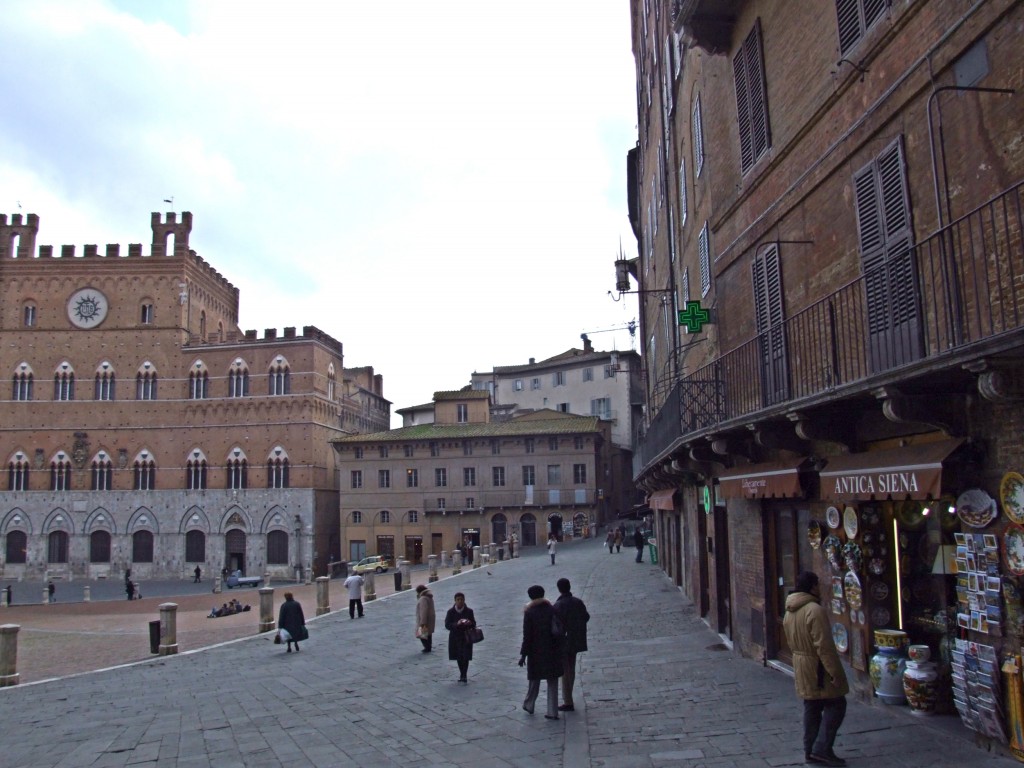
left=819, top=438, right=964, bottom=502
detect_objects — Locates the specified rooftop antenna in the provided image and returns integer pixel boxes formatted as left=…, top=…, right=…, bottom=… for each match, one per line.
left=163, top=197, right=174, bottom=205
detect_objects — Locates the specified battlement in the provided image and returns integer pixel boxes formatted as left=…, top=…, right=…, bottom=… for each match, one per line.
left=214, top=325, right=344, bottom=354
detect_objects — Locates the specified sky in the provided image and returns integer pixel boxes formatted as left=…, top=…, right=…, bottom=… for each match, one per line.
left=0, top=0, right=641, bottom=426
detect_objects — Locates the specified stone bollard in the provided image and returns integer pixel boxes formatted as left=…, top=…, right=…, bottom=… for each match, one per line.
left=0, top=624, right=19, bottom=686
left=428, top=554, right=438, bottom=583
left=441, top=550, right=449, bottom=568
left=41, top=587, right=48, bottom=605
left=473, top=545, right=482, bottom=569
left=503, top=540, right=509, bottom=560
left=364, top=571, right=376, bottom=602
left=158, top=603, right=179, bottom=656
left=453, top=550, right=462, bottom=575
left=315, top=576, right=330, bottom=616
left=83, top=586, right=91, bottom=602
left=304, top=567, right=312, bottom=586
left=213, top=576, right=222, bottom=594
left=400, top=561, right=411, bottom=591
left=258, top=587, right=275, bottom=633
left=264, top=572, right=271, bottom=588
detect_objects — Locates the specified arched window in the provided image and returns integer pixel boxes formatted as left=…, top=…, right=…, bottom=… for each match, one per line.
left=51, top=454, right=72, bottom=491
left=186, top=451, right=208, bottom=490
left=94, top=361, right=115, bottom=401
left=90, top=530, right=111, bottom=563
left=228, top=359, right=249, bottom=397
left=132, top=530, right=154, bottom=562
left=189, top=362, right=209, bottom=399
left=5, top=530, right=27, bottom=563
left=267, top=447, right=289, bottom=489
left=8, top=452, right=30, bottom=491
left=226, top=449, right=247, bottom=490
left=327, top=362, right=336, bottom=401
left=23, top=303, right=36, bottom=327
left=48, top=530, right=69, bottom=563
left=269, top=357, right=290, bottom=395
left=199, top=310, right=206, bottom=338
left=12, top=362, right=33, bottom=401
left=91, top=452, right=113, bottom=491
left=136, top=362, right=157, bottom=400
left=185, top=530, right=206, bottom=562
left=53, top=362, right=75, bottom=401
left=134, top=451, right=155, bottom=491
left=267, top=530, right=288, bottom=564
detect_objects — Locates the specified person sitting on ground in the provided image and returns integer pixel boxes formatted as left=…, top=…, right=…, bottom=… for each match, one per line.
left=208, top=606, right=219, bottom=618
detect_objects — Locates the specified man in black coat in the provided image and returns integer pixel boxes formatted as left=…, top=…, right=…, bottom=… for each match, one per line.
left=519, top=584, right=564, bottom=719
left=553, top=577, right=590, bottom=712
left=277, top=591, right=306, bottom=653
left=634, top=527, right=646, bottom=562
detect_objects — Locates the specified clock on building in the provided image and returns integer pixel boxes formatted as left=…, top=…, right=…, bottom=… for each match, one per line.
left=67, top=288, right=109, bottom=328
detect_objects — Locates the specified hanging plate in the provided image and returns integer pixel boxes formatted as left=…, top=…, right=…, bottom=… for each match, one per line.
left=843, top=507, right=859, bottom=539
left=1004, top=525, right=1024, bottom=576
left=957, top=488, right=998, bottom=529
left=808, top=520, right=823, bottom=550
left=870, top=581, right=889, bottom=602
left=844, top=571, right=863, bottom=610
left=1001, top=472, right=1024, bottom=525
left=826, top=506, right=841, bottom=530
left=833, top=623, right=849, bottom=653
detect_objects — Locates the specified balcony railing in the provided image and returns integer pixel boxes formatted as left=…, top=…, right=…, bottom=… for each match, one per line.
left=636, top=181, right=1024, bottom=473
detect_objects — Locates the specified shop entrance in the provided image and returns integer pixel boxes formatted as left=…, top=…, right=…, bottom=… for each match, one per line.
left=404, top=536, right=423, bottom=564
left=713, top=506, right=732, bottom=637
left=520, top=514, right=537, bottom=546
left=547, top=513, right=564, bottom=541
left=225, top=529, right=246, bottom=573
left=767, top=506, right=813, bottom=664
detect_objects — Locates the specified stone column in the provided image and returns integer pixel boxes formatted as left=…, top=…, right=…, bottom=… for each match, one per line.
left=316, top=576, right=330, bottom=616
left=264, top=572, right=271, bottom=588
left=213, top=576, right=222, bottom=594
left=502, top=540, right=509, bottom=560
left=364, top=571, right=376, bottom=602
left=0, top=624, right=19, bottom=686
left=258, top=587, right=275, bottom=633
left=440, top=550, right=449, bottom=568
left=400, top=561, right=411, bottom=591
left=304, top=566, right=312, bottom=586
left=158, top=603, right=178, bottom=656
left=428, top=554, right=438, bottom=583
left=453, top=550, right=462, bottom=575
left=41, top=587, right=48, bottom=605
left=83, top=586, right=91, bottom=602
left=473, top=545, right=482, bottom=569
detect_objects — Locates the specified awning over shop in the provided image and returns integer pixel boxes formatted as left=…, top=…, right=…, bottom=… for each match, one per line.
left=819, top=438, right=964, bottom=502
left=647, top=489, right=677, bottom=510
left=618, top=505, right=650, bottom=520
left=717, top=457, right=807, bottom=499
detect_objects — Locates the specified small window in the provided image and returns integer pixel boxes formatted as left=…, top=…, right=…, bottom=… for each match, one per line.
left=136, top=369, right=157, bottom=401
left=591, top=398, right=612, bottom=419
left=435, top=468, right=447, bottom=487
left=268, top=361, right=291, bottom=395
left=548, top=437, right=559, bottom=451
left=574, top=436, right=585, bottom=450
left=604, top=365, right=615, bottom=379
left=228, top=362, right=249, bottom=398
left=91, top=456, right=113, bottom=491
left=54, top=366, right=75, bottom=401
left=462, top=440, right=472, bottom=456
left=547, top=465, right=561, bottom=484
left=352, top=510, right=363, bottom=524
left=404, top=445, right=414, bottom=458
left=267, top=456, right=289, bottom=489
left=582, top=368, right=593, bottom=382
left=95, top=363, right=115, bottom=401
left=531, top=378, right=541, bottom=390
left=378, top=469, right=390, bottom=488
left=574, top=464, right=587, bottom=484
left=514, top=379, right=524, bottom=391
left=23, top=305, right=36, bottom=327
left=226, top=458, right=248, bottom=490
left=351, top=470, right=363, bottom=489
left=693, top=95, right=705, bottom=177
left=51, top=457, right=71, bottom=491
left=836, top=0, right=888, bottom=56
left=457, top=403, right=468, bottom=423
left=13, top=368, right=33, bottom=402
left=734, top=20, right=771, bottom=174
left=140, top=303, right=154, bottom=324
left=407, top=468, right=418, bottom=488
left=463, top=467, right=476, bottom=486
left=465, top=497, right=475, bottom=509
left=491, top=439, right=500, bottom=455
left=186, top=456, right=207, bottom=490
left=699, top=222, right=711, bottom=297
left=354, top=447, right=364, bottom=459
left=557, top=403, right=569, bottom=412
left=492, top=467, right=506, bottom=487
left=379, top=446, right=389, bottom=459
left=523, top=465, right=535, bottom=485
left=189, top=367, right=208, bottom=399
left=437, top=498, right=446, bottom=510
left=552, top=371, right=566, bottom=387
left=430, top=442, right=440, bottom=457
left=525, top=438, right=535, bottom=454
left=679, top=157, right=688, bottom=228
left=409, top=510, right=419, bottom=523
left=134, top=457, right=155, bottom=490
left=380, top=510, right=391, bottom=523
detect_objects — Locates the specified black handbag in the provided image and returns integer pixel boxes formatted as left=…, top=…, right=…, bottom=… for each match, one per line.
left=467, top=627, right=484, bottom=644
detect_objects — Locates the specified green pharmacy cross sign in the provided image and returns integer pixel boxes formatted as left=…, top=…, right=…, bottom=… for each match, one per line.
left=678, top=300, right=711, bottom=332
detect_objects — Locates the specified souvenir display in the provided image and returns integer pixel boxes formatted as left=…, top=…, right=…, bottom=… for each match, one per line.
left=868, top=557, right=885, bottom=576
left=870, top=607, right=890, bottom=626
left=895, top=499, right=926, bottom=530
left=808, top=520, right=823, bottom=549
left=904, top=651, right=939, bottom=715
left=850, top=627, right=866, bottom=671
left=957, top=488, right=998, bottom=528
left=870, top=581, right=889, bottom=602
left=831, top=576, right=844, bottom=598
left=842, top=540, right=863, bottom=574
left=830, top=598, right=845, bottom=615
left=844, top=571, right=863, bottom=609
left=870, top=629, right=908, bottom=705
left=824, top=535, right=843, bottom=572
left=1004, top=525, right=1024, bottom=576
left=1001, top=472, right=1024, bottom=525
left=832, top=622, right=849, bottom=653
left=825, top=505, right=841, bottom=529
left=952, top=640, right=1005, bottom=742
left=843, top=506, right=858, bottom=539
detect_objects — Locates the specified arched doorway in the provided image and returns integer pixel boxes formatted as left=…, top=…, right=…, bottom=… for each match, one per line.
left=225, top=528, right=246, bottom=573
left=520, top=513, right=537, bottom=547
left=572, top=511, right=589, bottom=539
left=547, top=512, right=564, bottom=541
left=491, top=513, right=507, bottom=544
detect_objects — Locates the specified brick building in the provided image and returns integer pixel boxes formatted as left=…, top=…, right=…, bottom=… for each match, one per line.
left=627, top=0, right=1024, bottom=739
left=331, top=391, right=609, bottom=565
left=0, top=211, right=389, bottom=581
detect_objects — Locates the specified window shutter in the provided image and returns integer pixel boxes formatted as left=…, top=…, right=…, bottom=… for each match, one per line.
left=835, top=0, right=861, bottom=55
left=734, top=45, right=753, bottom=172
left=693, top=96, right=704, bottom=177
left=699, top=222, right=711, bottom=296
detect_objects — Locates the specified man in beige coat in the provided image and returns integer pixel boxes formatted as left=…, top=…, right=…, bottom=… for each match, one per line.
left=783, top=571, right=849, bottom=767
left=415, top=584, right=436, bottom=653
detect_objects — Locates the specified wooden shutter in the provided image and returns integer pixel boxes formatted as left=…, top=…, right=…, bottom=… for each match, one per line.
left=752, top=245, right=788, bottom=404
left=734, top=19, right=771, bottom=174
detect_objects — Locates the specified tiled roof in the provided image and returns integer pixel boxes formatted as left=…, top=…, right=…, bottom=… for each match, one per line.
left=330, top=412, right=601, bottom=444
left=434, top=390, right=489, bottom=401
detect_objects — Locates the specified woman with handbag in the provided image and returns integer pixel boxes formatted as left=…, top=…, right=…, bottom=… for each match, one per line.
left=444, top=591, right=476, bottom=683
left=277, top=591, right=307, bottom=653
left=415, top=585, right=435, bottom=653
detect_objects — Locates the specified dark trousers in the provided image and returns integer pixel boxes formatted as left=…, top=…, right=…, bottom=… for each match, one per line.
left=803, top=696, right=846, bottom=757
left=561, top=652, right=578, bottom=706
left=457, top=659, right=469, bottom=679
left=419, top=634, right=432, bottom=651
left=635, top=547, right=643, bottom=562
left=349, top=598, right=363, bottom=618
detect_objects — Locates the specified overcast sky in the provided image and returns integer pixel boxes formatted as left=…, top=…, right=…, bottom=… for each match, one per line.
left=0, top=0, right=641, bottom=425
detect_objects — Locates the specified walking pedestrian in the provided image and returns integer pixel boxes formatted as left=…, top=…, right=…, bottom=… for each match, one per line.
left=415, top=584, right=435, bottom=653
left=613, top=528, right=623, bottom=553
left=277, top=591, right=306, bottom=653
left=193, top=565, right=202, bottom=583
left=125, top=580, right=136, bottom=600
left=47, top=580, right=55, bottom=603
left=547, top=534, right=557, bottom=565
left=343, top=570, right=364, bottom=618
left=553, top=577, right=589, bottom=712
left=510, top=532, right=518, bottom=558
left=444, top=591, right=476, bottom=683
left=633, top=527, right=645, bottom=562
left=519, top=584, right=563, bottom=719
left=783, top=571, right=849, bottom=767
left=4, top=584, right=11, bottom=606
left=605, top=529, right=614, bottom=554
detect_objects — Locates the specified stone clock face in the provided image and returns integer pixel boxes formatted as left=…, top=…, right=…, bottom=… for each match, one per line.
left=67, top=288, right=109, bottom=328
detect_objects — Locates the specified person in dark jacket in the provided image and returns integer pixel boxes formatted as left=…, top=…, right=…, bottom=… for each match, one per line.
left=553, top=577, right=590, bottom=712
left=519, top=584, right=564, bottom=719
left=444, top=592, right=476, bottom=682
left=633, top=527, right=645, bottom=562
left=277, top=591, right=306, bottom=653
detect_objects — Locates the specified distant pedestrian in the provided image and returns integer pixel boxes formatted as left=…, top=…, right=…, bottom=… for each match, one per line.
left=126, top=580, right=136, bottom=600
left=277, top=591, right=306, bottom=653
left=193, top=565, right=202, bottom=583
left=415, top=584, right=435, bottom=653
left=508, top=534, right=516, bottom=559
left=633, top=527, right=645, bottom=562
left=444, top=591, right=476, bottom=683
left=553, top=577, right=589, bottom=712
left=4, top=584, right=11, bottom=606
left=605, top=530, right=614, bottom=554
left=547, top=535, right=557, bottom=565
left=47, top=580, right=55, bottom=603
left=613, top=528, right=623, bottom=553
left=344, top=570, right=364, bottom=618
left=519, top=584, right=563, bottom=719
left=783, top=571, right=848, bottom=767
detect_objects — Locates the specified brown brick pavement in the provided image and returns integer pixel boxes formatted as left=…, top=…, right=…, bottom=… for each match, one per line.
left=0, top=567, right=456, bottom=684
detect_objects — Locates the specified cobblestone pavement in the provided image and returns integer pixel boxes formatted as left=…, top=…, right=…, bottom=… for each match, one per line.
left=0, top=542, right=1018, bottom=767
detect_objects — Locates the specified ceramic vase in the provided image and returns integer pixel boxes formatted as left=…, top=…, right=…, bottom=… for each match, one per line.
left=869, top=629, right=908, bottom=705
left=903, top=659, right=939, bottom=714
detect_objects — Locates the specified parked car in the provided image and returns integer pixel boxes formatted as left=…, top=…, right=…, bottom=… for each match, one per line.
left=350, top=556, right=390, bottom=574
left=225, top=570, right=262, bottom=588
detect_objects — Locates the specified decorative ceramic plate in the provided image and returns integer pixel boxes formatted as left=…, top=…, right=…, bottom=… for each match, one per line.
left=826, top=506, right=841, bottom=529
left=871, top=607, right=891, bottom=626
left=824, top=535, right=843, bottom=572
left=843, top=507, right=859, bottom=539
left=957, top=488, right=998, bottom=528
left=833, top=622, right=849, bottom=653
left=1004, top=525, right=1024, bottom=576
left=868, top=557, right=885, bottom=576
left=870, top=581, right=889, bottom=602
left=1001, top=473, right=1024, bottom=525
left=808, top=520, right=823, bottom=550
left=844, top=571, right=863, bottom=610
left=842, top=541, right=863, bottom=574
left=895, top=499, right=926, bottom=530
left=858, top=610, right=866, bottom=625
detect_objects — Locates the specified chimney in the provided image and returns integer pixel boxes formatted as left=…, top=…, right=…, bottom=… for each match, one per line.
left=582, top=334, right=593, bottom=353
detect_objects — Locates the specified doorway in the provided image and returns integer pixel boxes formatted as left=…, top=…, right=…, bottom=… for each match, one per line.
left=520, top=514, right=537, bottom=546
left=225, top=529, right=246, bottom=573
left=547, top=513, right=563, bottom=541
left=404, top=536, right=423, bottom=564
left=713, top=506, right=732, bottom=637
left=767, top=506, right=813, bottom=664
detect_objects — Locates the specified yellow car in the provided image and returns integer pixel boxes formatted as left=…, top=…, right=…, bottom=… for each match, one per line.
left=350, top=556, right=390, bottom=574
